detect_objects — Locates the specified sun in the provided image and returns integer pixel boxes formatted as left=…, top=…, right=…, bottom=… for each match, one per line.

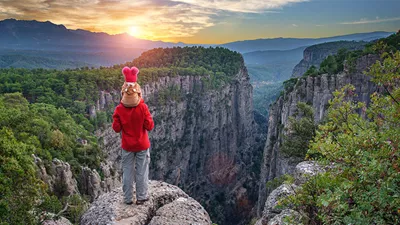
left=128, top=26, right=140, bottom=37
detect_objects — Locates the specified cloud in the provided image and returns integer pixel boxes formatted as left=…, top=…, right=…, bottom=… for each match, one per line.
left=292, top=24, right=298, bottom=27
left=170, top=0, right=308, bottom=13
left=0, top=0, right=307, bottom=41
left=341, top=17, right=400, bottom=25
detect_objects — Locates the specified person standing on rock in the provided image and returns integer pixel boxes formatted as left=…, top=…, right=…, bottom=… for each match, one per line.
left=112, top=66, right=154, bottom=205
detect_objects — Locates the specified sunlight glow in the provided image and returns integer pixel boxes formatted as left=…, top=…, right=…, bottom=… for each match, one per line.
left=128, top=26, right=140, bottom=37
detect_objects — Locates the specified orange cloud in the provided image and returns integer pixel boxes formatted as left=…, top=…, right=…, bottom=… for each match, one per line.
left=0, top=0, right=306, bottom=42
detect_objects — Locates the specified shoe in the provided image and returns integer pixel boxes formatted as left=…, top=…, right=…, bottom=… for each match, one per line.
left=136, top=198, right=149, bottom=205
left=125, top=201, right=133, bottom=205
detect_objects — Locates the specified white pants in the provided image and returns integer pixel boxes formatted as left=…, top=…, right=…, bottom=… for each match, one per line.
left=121, top=149, right=150, bottom=203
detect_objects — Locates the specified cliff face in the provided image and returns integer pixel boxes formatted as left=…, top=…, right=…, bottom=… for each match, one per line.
left=291, top=41, right=367, bottom=77
left=256, top=54, right=380, bottom=215
left=95, top=67, right=264, bottom=224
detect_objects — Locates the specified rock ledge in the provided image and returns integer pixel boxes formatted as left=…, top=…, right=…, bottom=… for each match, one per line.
left=80, top=180, right=211, bottom=225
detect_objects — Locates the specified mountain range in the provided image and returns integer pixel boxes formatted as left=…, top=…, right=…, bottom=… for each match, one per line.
left=0, top=19, right=393, bottom=59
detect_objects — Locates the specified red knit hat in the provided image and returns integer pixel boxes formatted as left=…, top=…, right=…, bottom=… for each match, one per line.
left=122, top=66, right=139, bottom=83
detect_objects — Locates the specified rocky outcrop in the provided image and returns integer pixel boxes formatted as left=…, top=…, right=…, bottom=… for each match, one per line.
left=291, top=41, right=366, bottom=77
left=34, top=153, right=121, bottom=201
left=294, top=161, right=325, bottom=186
left=257, top=184, right=297, bottom=224
left=80, top=180, right=212, bottom=225
left=89, top=90, right=120, bottom=118
left=256, top=161, right=324, bottom=225
left=257, top=54, right=380, bottom=215
left=34, top=156, right=79, bottom=197
left=42, top=216, right=73, bottom=225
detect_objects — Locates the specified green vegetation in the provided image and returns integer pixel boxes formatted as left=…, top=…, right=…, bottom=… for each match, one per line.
left=0, top=54, right=93, bottom=70
left=253, top=82, right=283, bottom=116
left=128, top=46, right=243, bottom=77
left=281, top=102, right=316, bottom=158
left=282, top=78, right=299, bottom=93
left=304, top=48, right=362, bottom=76
left=0, top=126, right=44, bottom=224
left=0, top=93, right=97, bottom=224
left=0, top=67, right=123, bottom=132
left=304, top=41, right=366, bottom=53
left=303, top=31, right=400, bottom=77
left=247, top=57, right=301, bottom=117
left=0, top=93, right=102, bottom=171
left=280, top=49, right=400, bottom=224
left=266, top=174, right=294, bottom=191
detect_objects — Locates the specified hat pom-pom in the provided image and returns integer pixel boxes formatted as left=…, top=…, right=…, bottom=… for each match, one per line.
left=122, top=66, right=139, bottom=83
left=131, top=67, right=139, bottom=82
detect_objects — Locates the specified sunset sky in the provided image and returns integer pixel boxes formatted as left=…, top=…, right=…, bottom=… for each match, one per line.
left=0, top=0, right=399, bottom=44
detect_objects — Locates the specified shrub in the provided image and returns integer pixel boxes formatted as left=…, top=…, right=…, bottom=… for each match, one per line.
left=281, top=102, right=316, bottom=158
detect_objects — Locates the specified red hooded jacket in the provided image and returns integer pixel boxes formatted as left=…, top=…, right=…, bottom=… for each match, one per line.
left=112, top=99, right=154, bottom=152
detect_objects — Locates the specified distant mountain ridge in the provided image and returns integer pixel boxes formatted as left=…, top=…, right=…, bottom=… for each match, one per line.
left=0, top=18, right=190, bottom=50
left=0, top=19, right=394, bottom=70
left=221, top=31, right=393, bottom=53
left=0, top=19, right=394, bottom=53
left=243, top=46, right=306, bottom=65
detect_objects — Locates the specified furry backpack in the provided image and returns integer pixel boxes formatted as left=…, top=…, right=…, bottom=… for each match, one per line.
left=121, top=67, right=142, bottom=107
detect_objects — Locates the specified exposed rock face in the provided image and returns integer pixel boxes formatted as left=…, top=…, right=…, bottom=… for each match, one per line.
left=291, top=41, right=366, bottom=77
left=97, top=66, right=264, bottom=224
left=34, top=154, right=121, bottom=202
left=260, top=184, right=297, bottom=223
left=34, top=156, right=79, bottom=197
left=80, top=180, right=211, bottom=225
left=265, top=209, right=302, bottom=225
left=42, top=216, right=73, bottom=225
left=294, top=161, right=325, bottom=186
left=256, top=161, right=323, bottom=225
left=90, top=90, right=120, bottom=118
left=257, top=54, right=380, bottom=215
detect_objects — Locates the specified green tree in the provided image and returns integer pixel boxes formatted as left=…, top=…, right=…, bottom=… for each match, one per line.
left=319, top=55, right=338, bottom=75
left=0, top=128, right=44, bottom=225
left=281, top=102, right=316, bottom=158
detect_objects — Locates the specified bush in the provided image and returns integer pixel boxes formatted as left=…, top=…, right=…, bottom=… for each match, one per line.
left=281, top=102, right=316, bottom=158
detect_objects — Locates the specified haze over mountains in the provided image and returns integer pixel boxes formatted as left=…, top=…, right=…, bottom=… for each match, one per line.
left=0, top=19, right=393, bottom=68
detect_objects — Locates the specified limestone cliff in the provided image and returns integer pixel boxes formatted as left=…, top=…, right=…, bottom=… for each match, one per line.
left=256, top=54, right=380, bottom=215
left=291, top=41, right=367, bottom=77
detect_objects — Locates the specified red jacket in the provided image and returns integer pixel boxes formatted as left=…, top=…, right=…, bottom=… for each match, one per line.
left=112, top=99, right=154, bottom=152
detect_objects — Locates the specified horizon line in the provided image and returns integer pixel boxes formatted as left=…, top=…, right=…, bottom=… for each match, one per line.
left=0, top=18, right=397, bottom=45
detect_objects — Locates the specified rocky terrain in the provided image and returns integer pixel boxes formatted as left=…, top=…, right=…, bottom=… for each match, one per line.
left=81, top=181, right=211, bottom=225
left=256, top=54, right=380, bottom=215
left=291, top=41, right=367, bottom=77
left=255, top=161, right=325, bottom=225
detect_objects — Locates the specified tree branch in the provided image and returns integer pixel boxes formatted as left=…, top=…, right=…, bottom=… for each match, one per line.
left=384, top=85, right=400, bottom=105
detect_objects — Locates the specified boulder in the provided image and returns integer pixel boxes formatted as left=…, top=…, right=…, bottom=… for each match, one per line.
left=294, top=161, right=325, bottom=185
left=80, top=180, right=211, bottom=225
